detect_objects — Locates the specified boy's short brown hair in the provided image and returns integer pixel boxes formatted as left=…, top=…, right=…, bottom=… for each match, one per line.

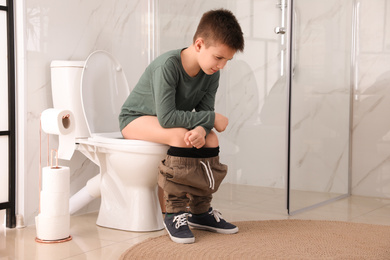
left=193, top=9, right=244, bottom=52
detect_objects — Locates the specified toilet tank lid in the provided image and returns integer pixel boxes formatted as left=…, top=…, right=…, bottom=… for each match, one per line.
left=51, top=60, right=85, bottom=68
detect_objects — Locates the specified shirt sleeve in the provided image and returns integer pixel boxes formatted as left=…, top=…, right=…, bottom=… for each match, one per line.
left=195, top=72, right=219, bottom=112
left=152, top=61, right=215, bottom=134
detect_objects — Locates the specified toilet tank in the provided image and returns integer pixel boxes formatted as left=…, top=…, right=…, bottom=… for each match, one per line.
left=50, top=61, right=90, bottom=138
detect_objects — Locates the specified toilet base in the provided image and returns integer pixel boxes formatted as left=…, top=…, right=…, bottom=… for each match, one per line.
left=75, top=141, right=168, bottom=232
left=96, top=186, right=164, bottom=232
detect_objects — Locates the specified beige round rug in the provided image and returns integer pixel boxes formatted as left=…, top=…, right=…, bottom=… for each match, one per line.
left=120, top=220, right=390, bottom=260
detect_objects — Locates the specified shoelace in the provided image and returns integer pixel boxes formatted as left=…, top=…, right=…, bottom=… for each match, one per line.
left=200, top=161, right=215, bottom=190
left=173, top=213, right=189, bottom=229
left=209, top=208, right=223, bottom=223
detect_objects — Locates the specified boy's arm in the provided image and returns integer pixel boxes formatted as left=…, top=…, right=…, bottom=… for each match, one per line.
left=214, top=113, right=228, bottom=132
left=194, top=74, right=218, bottom=112
left=196, top=92, right=228, bottom=133
left=194, top=76, right=228, bottom=133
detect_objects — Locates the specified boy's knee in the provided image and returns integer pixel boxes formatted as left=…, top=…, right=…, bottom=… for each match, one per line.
left=169, top=128, right=192, bottom=148
left=205, top=130, right=219, bottom=148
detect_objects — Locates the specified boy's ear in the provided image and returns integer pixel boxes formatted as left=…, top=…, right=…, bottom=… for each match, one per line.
left=194, top=38, right=204, bottom=52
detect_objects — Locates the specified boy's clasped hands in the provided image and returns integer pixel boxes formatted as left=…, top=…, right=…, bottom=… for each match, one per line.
left=184, top=113, right=228, bottom=148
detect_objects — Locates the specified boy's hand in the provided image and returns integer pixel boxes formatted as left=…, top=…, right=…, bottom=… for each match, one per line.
left=214, top=113, right=228, bottom=132
left=184, top=126, right=206, bottom=149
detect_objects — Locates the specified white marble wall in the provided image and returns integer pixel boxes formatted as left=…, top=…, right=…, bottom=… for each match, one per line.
left=18, top=0, right=390, bottom=225
left=352, top=0, right=390, bottom=198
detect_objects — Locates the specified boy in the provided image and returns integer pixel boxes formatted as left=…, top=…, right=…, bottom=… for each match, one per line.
left=119, top=9, right=244, bottom=243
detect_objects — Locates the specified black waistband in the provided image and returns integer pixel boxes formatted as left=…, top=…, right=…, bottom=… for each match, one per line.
left=167, top=146, right=220, bottom=158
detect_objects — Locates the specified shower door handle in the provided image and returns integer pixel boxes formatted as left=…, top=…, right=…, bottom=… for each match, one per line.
left=274, top=27, right=286, bottom=34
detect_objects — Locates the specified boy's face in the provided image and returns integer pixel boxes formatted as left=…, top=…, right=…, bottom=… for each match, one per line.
left=196, top=39, right=236, bottom=75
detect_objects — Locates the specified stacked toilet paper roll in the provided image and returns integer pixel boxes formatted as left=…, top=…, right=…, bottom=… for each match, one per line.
left=35, top=166, right=70, bottom=241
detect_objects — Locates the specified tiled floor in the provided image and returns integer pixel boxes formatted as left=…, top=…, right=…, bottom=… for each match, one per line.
left=1, top=184, right=390, bottom=259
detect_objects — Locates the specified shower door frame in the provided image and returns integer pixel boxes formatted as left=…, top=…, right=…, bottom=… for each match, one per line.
left=285, top=0, right=354, bottom=215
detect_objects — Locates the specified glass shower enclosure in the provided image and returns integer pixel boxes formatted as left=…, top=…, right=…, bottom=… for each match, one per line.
left=286, top=0, right=353, bottom=214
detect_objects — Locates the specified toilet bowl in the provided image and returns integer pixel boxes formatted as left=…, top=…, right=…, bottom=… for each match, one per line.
left=50, top=51, right=168, bottom=231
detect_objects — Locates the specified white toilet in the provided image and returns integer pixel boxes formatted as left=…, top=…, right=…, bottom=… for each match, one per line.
left=50, top=50, right=168, bottom=232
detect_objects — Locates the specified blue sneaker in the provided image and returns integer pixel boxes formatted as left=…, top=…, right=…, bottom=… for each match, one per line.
left=163, top=212, right=195, bottom=244
left=188, top=208, right=238, bottom=234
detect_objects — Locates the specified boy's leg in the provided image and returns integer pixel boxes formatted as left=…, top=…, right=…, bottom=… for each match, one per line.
left=159, top=148, right=238, bottom=238
left=161, top=148, right=238, bottom=234
left=158, top=148, right=223, bottom=244
left=158, top=155, right=195, bottom=244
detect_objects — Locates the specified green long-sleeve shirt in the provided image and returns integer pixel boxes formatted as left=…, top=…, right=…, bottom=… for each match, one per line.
left=119, top=49, right=218, bottom=135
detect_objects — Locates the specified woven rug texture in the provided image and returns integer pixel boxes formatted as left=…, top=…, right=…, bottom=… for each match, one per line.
left=120, top=219, right=390, bottom=260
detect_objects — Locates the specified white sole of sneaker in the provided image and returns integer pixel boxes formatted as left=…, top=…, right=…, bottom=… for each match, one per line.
left=163, top=222, right=195, bottom=244
left=188, top=222, right=239, bottom=234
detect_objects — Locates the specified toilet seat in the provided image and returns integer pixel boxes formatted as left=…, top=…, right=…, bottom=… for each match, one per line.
left=76, top=132, right=167, bottom=154
left=90, top=132, right=164, bottom=146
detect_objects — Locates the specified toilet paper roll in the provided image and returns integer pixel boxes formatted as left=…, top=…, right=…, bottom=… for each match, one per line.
left=42, top=166, right=70, bottom=193
left=35, top=214, right=70, bottom=241
left=40, top=190, right=69, bottom=216
left=41, top=108, right=76, bottom=160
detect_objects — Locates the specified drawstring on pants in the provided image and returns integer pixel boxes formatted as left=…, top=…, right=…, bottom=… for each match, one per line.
left=200, top=161, right=215, bottom=190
